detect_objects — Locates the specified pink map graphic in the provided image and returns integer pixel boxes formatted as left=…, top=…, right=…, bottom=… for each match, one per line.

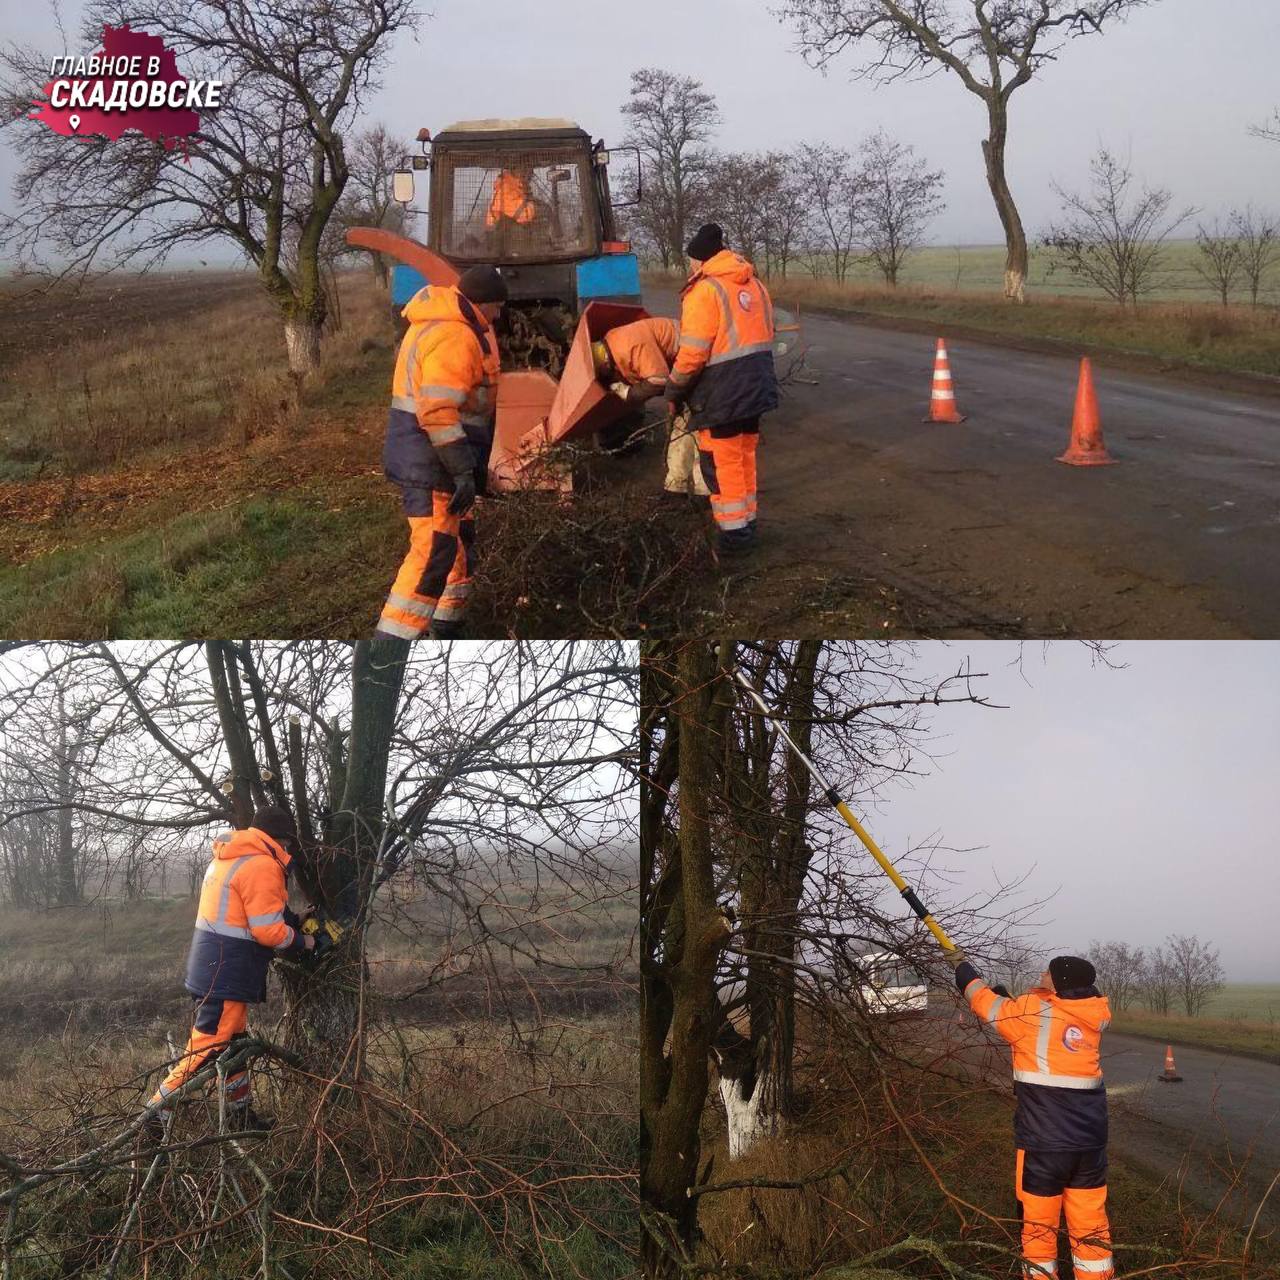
left=30, top=25, right=201, bottom=150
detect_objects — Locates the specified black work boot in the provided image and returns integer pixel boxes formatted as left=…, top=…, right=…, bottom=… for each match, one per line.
left=227, top=1106, right=275, bottom=1133
left=141, top=1110, right=166, bottom=1148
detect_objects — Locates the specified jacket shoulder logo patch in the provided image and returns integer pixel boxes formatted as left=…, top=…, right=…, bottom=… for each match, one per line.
left=738, top=289, right=753, bottom=310
left=1062, top=1024, right=1085, bottom=1051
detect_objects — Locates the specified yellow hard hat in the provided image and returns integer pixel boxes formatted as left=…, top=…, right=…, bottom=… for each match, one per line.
left=590, top=340, right=612, bottom=376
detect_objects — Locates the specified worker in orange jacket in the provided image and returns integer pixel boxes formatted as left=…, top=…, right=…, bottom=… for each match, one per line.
left=591, top=317, right=709, bottom=499
left=952, top=952, right=1115, bottom=1280
left=146, top=807, right=313, bottom=1135
left=487, top=168, right=536, bottom=229
left=379, top=265, right=507, bottom=640
left=666, top=223, right=779, bottom=554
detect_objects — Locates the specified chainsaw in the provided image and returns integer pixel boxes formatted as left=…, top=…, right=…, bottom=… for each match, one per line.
left=301, top=912, right=347, bottom=956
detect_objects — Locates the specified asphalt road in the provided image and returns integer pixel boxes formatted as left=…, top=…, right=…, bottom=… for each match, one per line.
left=647, top=289, right=1280, bottom=637
left=1101, top=1031, right=1280, bottom=1228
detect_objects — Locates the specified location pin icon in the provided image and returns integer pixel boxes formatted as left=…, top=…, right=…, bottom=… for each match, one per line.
left=68, top=113, right=81, bottom=131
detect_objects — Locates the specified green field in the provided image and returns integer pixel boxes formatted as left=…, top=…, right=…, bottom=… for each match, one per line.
left=1108, top=983, right=1280, bottom=1062
left=788, top=240, right=1280, bottom=306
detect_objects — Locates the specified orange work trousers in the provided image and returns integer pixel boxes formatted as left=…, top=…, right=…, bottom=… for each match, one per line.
left=1016, top=1148, right=1114, bottom=1280
left=151, top=997, right=251, bottom=1111
left=696, top=427, right=758, bottom=544
left=377, top=491, right=475, bottom=639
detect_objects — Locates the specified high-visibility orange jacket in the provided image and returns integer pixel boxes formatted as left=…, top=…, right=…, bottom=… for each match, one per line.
left=605, top=317, right=679, bottom=389
left=384, top=285, right=500, bottom=502
left=486, top=170, right=535, bottom=227
left=183, top=827, right=304, bottom=1003
left=957, top=961, right=1111, bottom=1151
left=670, top=250, right=778, bottom=429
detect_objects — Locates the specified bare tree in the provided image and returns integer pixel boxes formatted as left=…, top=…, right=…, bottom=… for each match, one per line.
left=705, top=151, right=772, bottom=268
left=622, top=68, right=720, bottom=269
left=1140, top=943, right=1176, bottom=1015
left=778, top=0, right=1160, bottom=302
left=1043, top=147, right=1192, bottom=307
left=1166, top=932, right=1225, bottom=1017
left=640, top=640, right=1040, bottom=1273
left=760, top=150, right=813, bottom=278
left=0, top=0, right=415, bottom=376
left=1194, top=219, right=1242, bottom=307
left=853, top=129, right=946, bottom=286
left=1250, top=108, right=1280, bottom=145
left=329, top=123, right=410, bottom=287
left=1231, top=205, right=1280, bottom=307
left=1089, top=939, right=1146, bottom=1011
left=796, top=141, right=864, bottom=282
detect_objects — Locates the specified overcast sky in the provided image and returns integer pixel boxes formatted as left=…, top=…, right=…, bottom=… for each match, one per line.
left=849, top=642, right=1279, bottom=983
left=3, top=0, right=1278, bottom=253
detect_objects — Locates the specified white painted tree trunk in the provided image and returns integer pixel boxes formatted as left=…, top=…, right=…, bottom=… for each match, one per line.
left=719, top=1070, right=783, bottom=1159
left=283, top=315, right=322, bottom=376
left=1004, top=266, right=1027, bottom=304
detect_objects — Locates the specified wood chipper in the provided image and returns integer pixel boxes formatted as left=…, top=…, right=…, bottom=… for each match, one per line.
left=346, top=118, right=652, bottom=492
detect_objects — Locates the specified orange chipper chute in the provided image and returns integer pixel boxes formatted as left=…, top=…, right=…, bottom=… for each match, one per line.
left=489, top=301, right=650, bottom=492
left=343, top=228, right=460, bottom=288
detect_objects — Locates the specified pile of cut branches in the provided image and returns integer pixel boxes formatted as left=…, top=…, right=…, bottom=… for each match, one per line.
left=471, top=459, right=715, bottom=637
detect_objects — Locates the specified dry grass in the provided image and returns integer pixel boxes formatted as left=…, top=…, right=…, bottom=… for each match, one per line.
left=0, top=271, right=389, bottom=478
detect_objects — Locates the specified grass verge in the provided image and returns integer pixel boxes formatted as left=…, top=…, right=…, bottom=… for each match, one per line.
left=1108, top=1007, right=1280, bottom=1063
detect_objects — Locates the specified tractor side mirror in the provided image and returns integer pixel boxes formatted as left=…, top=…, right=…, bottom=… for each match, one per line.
left=392, top=170, right=415, bottom=204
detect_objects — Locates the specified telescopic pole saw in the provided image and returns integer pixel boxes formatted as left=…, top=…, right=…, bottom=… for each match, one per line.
left=725, top=661, right=958, bottom=954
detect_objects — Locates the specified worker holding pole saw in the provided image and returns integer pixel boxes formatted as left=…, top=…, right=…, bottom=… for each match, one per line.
left=728, top=658, right=1116, bottom=1280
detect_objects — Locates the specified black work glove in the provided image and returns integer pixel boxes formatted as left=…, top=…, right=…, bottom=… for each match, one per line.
left=991, top=984, right=1011, bottom=998
left=663, top=378, right=688, bottom=409
left=447, top=472, right=477, bottom=516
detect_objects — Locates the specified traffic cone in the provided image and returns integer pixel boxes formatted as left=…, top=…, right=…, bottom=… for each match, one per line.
left=1057, top=358, right=1115, bottom=466
left=923, top=338, right=966, bottom=423
left=1158, top=1044, right=1182, bottom=1083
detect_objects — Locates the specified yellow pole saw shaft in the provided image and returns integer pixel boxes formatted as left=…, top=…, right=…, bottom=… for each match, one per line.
left=727, top=665, right=958, bottom=953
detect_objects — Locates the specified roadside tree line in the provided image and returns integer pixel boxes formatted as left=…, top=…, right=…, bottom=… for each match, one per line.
left=622, top=68, right=946, bottom=285
left=1090, top=934, right=1226, bottom=1017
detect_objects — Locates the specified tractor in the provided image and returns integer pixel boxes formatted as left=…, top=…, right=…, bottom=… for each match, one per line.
left=346, top=118, right=653, bottom=490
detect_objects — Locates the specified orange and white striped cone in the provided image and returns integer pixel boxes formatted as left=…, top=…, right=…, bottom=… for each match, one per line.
left=1158, top=1044, right=1183, bottom=1082
left=923, top=338, right=966, bottom=423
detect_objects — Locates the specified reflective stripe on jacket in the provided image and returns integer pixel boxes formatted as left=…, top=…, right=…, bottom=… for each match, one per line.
left=183, top=827, right=301, bottom=1003
left=672, top=251, right=779, bottom=429
left=384, top=285, right=499, bottom=494
left=957, top=961, right=1111, bottom=1151
left=605, top=317, right=679, bottom=387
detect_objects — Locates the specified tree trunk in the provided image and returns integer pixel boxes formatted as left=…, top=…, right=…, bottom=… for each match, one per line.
left=283, top=315, right=323, bottom=377
left=281, top=637, right=408, bottom=1066
left=983, top=102, right=1028, bottom=303
left=640, top=643, right=732, bottom=1279
left=719, top=1072, right=784, bottom=1158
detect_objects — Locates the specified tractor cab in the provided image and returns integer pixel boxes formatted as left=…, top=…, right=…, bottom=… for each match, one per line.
left=380, top=118, right=642, bottom=373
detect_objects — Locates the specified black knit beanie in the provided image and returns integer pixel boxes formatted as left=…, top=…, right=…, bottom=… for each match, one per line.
left=457, top=265, right=509, bottom=305
left=1049, top=955, right=1096, bottom=992
left=252, top=805, right=298, bottom=847
left=686, top=223, right=725, bottom=261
